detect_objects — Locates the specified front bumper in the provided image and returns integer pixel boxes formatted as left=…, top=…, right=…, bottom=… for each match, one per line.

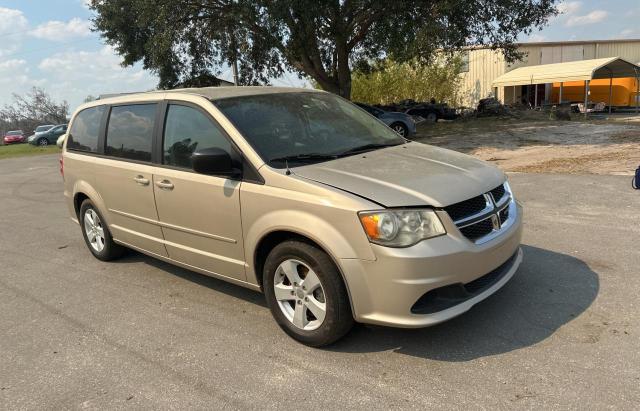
left=340, top=202, right=523, bottom=328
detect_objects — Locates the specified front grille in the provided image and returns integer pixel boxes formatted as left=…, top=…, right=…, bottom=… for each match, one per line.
left=443, top=195, right=486, bottom=221
left=459, top=218, right=493, bottom=241
left=499, top=207, right=509, bottom=224
left=443, top=183, right=513, bottom=243
left=490, top=185, right=506, bottom=202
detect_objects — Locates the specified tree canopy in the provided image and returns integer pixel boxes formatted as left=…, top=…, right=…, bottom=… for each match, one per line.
left=90, top=0, right=559, bottom=99
left=0, top=87, right=68, bottom=135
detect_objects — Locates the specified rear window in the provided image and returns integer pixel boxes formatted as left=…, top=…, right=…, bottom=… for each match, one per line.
left=67, top=106, right=105, bottom=152
left=105, top=104, right=156, bottom=162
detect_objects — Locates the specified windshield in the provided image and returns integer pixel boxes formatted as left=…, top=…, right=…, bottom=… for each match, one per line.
left=7, top=131, right=22, bottom=135
left=36, top=125, right=53, bottom=132
left=213, top=92, right=404, bottom=168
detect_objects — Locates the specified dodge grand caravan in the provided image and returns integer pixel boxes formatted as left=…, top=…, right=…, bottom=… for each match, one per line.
left=61, top=87, right=523, bottom=346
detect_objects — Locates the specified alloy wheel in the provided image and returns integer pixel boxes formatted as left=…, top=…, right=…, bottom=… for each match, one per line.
left=273, top=259, right=326, bottom=330
left=392, top=124, right=406, bottom=136
left=83, top=208, right=105, bottom=252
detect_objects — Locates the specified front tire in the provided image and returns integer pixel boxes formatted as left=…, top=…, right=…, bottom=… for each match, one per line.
left=390, top=122, right=409, bottom=137
left=79, top=199, right=125, bottom=261
left=263, top=240, right=353, bottom=347
left=37, top=138, right=49, bottom=146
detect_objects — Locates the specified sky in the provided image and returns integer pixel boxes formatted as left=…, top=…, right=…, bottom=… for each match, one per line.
left=0, top=0, right=639, bottom=111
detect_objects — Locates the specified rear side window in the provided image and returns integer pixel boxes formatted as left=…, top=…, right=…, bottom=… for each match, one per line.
left=105, top=104, right=156, bottom=162
left=163, top=104, right=231, bottom=169
left=67, top=106, right=105, bottom=152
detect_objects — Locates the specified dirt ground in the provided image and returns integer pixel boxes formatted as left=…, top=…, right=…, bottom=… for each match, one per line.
left=414, top=115, right=640, bottom=175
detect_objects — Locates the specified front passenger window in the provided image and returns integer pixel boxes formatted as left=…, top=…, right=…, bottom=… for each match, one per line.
left=163, top=104, right=232, bottom=169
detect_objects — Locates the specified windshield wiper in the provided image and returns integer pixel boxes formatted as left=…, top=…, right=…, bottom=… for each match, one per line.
left=334, top=142, right=404, bottom=157
left=269, top=153, right=339, bottom=164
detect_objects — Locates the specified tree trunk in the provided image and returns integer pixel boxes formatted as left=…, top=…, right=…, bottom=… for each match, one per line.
left=310, top=74, right=351, bottom=100
left=335, top=40, right=352, bottom=99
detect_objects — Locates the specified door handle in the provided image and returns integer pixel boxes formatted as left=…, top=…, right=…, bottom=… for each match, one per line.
left=133, top=175, right=150, bottom=186
left=156, top=179, right=174, bottom=190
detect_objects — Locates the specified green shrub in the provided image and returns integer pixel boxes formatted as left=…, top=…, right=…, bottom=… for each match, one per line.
left=351, top=58, right=464, bottom=106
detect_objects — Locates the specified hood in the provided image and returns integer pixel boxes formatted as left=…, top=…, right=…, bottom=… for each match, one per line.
left=292, top=142, right=504, bottom=207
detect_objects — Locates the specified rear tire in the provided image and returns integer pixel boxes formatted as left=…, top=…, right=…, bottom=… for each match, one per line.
left=263, top=240, right=353, bottom=347
left=425, top=112, right=438, bottom=123
left=79, top=199, right=125, bottom=261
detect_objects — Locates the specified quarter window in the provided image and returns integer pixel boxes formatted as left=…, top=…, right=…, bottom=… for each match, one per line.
left=163, top=104, right=231, bottom=169
left=105, top=104, right=156, bottom=162
left=67, top=106, right=105, bottom=152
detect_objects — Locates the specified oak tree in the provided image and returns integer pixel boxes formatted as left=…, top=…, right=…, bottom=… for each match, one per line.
left=90, top=0, right=558, bottom=99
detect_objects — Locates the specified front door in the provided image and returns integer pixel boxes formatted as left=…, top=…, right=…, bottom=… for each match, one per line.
left=152, top=103, right=246, bottom=281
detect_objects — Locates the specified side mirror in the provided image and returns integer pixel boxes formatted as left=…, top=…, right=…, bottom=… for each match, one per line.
left=57, top=134, right=67, bottom=148
left=192, top=147, right=240, bottom=177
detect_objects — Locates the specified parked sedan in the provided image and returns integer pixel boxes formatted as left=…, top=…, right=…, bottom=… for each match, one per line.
left=29, top=124, right=67, bottom=146
left=26, top=124, right=56, bottom=143
left=355, top=103, right=416, bottom=137
left=3, top=130, right=25, bottom=144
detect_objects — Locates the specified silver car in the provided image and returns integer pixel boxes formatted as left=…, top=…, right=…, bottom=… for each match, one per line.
left=355, top=102, right=417, bottom=137
left=27, top=124, right=56, bottom=143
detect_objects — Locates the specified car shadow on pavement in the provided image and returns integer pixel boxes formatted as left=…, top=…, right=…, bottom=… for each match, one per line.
left=329, top=244, right=600, bottom=361
left=112, top=252, right=268, bottom=308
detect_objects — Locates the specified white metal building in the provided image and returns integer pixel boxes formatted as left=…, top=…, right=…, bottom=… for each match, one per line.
left=459, top=39, right=640, bottom=107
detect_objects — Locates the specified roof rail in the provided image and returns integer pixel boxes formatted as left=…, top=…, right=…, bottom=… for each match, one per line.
left=97, top=91, right=152, bottom=100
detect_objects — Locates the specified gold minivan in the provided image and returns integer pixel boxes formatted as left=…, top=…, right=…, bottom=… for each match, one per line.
left=61, top=87, right=523, bottom=346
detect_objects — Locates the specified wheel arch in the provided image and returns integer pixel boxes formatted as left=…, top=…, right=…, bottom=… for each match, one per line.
left=252, top=229, right=357, bottom=317
left=72, top=181, right=110, bottom=226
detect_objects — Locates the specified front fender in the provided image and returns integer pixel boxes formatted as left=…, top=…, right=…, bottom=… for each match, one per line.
left=244, top=209, right=375, bottom=282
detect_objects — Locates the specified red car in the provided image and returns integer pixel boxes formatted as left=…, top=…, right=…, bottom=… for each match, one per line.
left=3, top=130, right=25, bottom=144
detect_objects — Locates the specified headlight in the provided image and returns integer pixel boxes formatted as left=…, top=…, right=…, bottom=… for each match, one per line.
left=358, top=209, right=446, bottom=247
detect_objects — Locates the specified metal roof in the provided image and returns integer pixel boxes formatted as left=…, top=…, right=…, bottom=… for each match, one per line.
left=459, top=38, right=640, bottom=51
left=492, top=57, right=640, bottom=87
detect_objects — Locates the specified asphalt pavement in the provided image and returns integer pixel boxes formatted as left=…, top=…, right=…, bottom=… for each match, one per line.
left=0, top=154, right=638, bottom=409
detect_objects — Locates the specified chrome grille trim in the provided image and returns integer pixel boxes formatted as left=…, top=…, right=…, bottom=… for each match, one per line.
left=450, top=194, right=494, bottom=226
left=456, top=201, right=510, bottom=229
left=446, top=182, right=517, bottom=244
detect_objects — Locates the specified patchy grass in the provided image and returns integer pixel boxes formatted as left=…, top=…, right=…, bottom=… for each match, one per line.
left=609, top=129, right=640, bottom=143
left=414, top=110, right=554, bottom=139
left=0, top=143, right=60, bottom=159
left=412, top=114, right=640, bottom=175
left=511, top=150, right=634, bottom=174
